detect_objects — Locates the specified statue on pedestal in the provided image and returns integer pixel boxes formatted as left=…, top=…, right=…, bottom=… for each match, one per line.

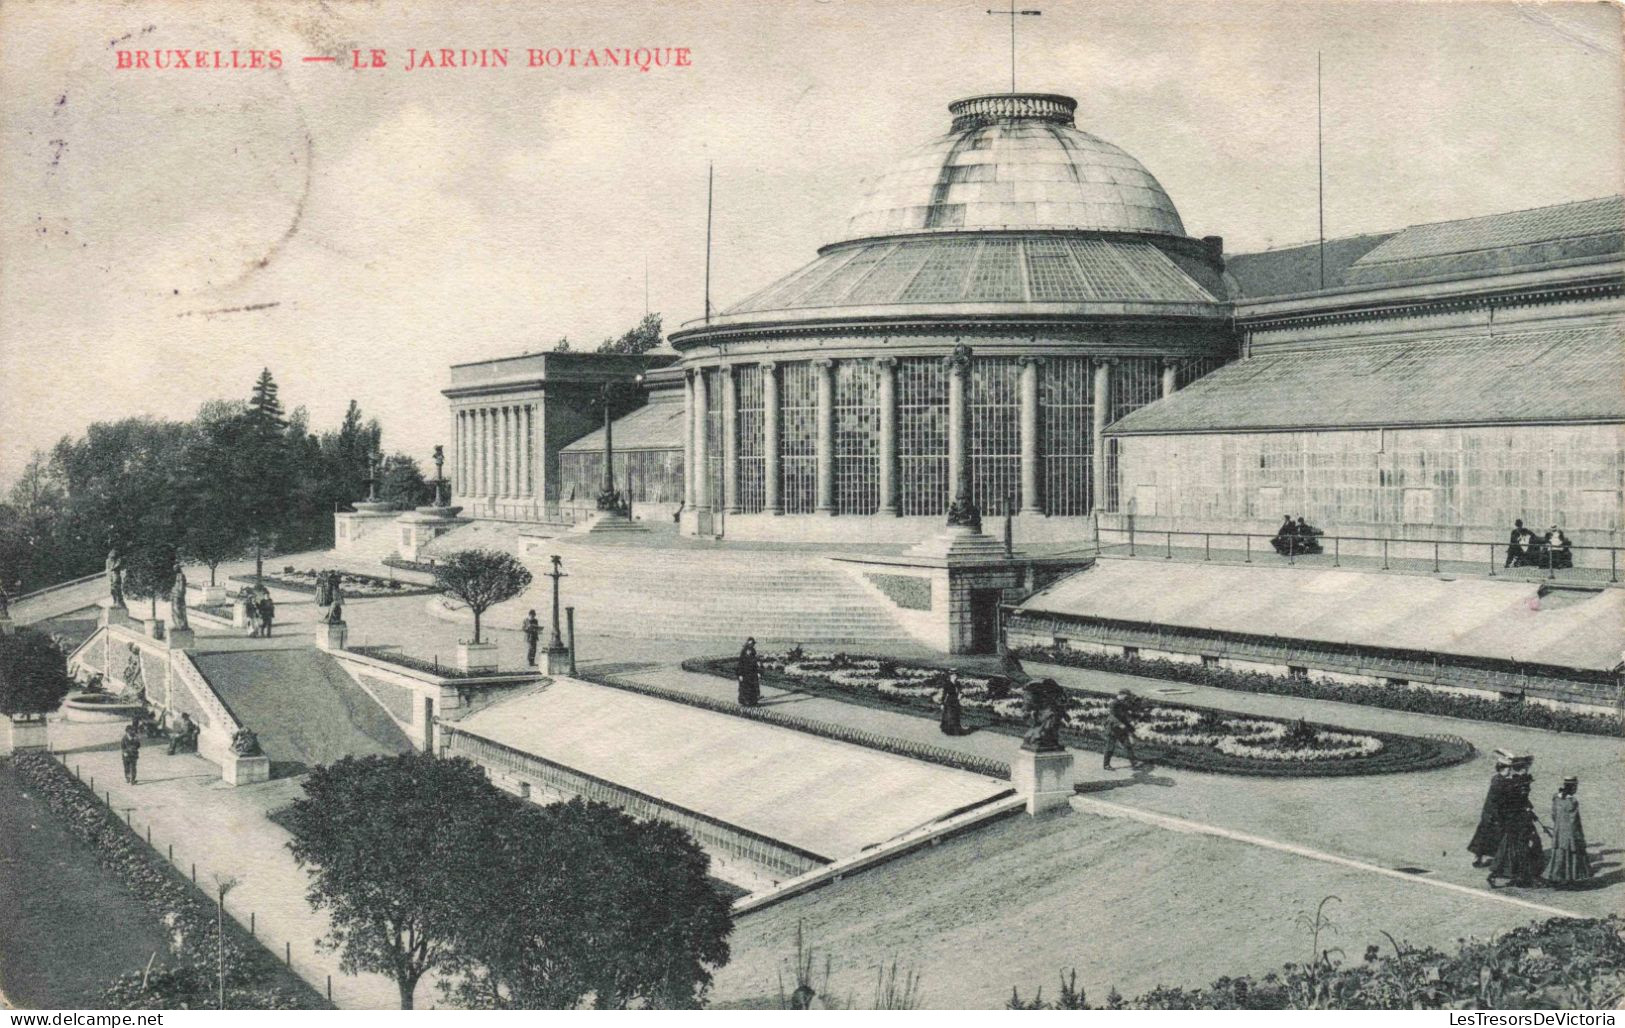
left=105, top=546, right=125, bottom=607
left=323, top=584, right=345, bottom=625
left=230, top=726, right=263, bottom=757
left=169, top=561, right=189, bottom=630
left=1020, top=678, right=1070, bottom=753
left=432, top=445, right=447, bottom=507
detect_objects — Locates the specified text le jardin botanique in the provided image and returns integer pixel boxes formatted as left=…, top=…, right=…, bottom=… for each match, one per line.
left=115, top=47, right=692, bottom=73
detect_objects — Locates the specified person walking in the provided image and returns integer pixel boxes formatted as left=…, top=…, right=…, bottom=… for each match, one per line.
left=258, top=589, right=276, bottom=638
left=736, top=638, right=761, bottom=707
left=1544, top=777, right=1593, bottom=887
left=120, top=721, right=142, bottom=785
left=938, top=672, right=964, bottom=736
left=1103, top=689, right=1142, bottom=770
left=1468, top=753, right=1515, bottom=867
left=521, top=609, right=542, bottom=666
left=1487, top=758, right=1548, bottom=888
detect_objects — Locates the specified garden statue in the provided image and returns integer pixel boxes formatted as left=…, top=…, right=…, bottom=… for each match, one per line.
left=230, top=726, right=263, bottom=757
left=105, top=545, right=125, bottom=607
left=324, top=586, right=345, bottom=625
left=315, top=569, right=333, bottom=607
left=1020, top=678, right=1069, bottom=753
left=169, top=561, right=189, bottom=630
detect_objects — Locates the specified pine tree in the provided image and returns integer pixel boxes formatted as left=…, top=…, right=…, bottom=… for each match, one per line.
left=247, top=368, right=287, bottom=435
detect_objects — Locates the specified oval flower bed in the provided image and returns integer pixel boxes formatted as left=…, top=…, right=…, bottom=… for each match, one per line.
left=686, top=652, right=1472, bottom=777
left=229, top=569, right=435, bottom=598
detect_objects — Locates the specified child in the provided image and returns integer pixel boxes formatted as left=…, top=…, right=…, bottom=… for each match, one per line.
left=1543, top=776, right=1593, bottom=886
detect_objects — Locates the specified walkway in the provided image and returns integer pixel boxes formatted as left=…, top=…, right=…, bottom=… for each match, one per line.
left=46, top=722, right=427, bottom=1010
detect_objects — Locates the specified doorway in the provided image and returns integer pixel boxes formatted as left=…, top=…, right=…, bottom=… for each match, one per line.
left=968, top=589, right=1004, bottom=654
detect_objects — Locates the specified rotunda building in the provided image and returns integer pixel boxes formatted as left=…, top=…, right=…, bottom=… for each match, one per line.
left=667, top=92, right=1235, bottom=539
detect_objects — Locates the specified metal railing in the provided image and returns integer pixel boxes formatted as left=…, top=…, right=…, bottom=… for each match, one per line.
left=1095, top=523, right=1620, bottom=583
left=463, top=501, right=582, bottom=525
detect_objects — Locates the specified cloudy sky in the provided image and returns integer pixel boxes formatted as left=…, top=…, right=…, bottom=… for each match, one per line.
left=1, top=0, right=1619, bottom=487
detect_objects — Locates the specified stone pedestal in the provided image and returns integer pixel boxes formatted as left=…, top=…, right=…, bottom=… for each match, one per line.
left=0, top=615, right=13, bottom=636
left=316, top=620, right=348, bottom=652
left=1012, top=747, right=1075, bottom=816
left=457, top=641, right=499, bottom=673
left=165, top=627, right=195, bottom=650
left=396, top=506, right=473, bottom=562
left=196, top=585, right=229, bottom=606
left=544, top=644, right=571, bottom=675
left=144, top=618, right=166, bottom=640
left=1, top=716, right=49, bottom=756
left=99, top=600, right=133, bottom=628
left=231, top=598, right=251, bottom=630
left=222, top=753, right=271, bottom=786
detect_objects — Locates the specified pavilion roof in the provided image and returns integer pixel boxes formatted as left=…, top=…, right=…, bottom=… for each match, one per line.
left=1107, top=323, right=1623, bottom=434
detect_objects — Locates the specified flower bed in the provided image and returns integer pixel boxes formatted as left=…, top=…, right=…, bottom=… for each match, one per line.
left=685, top=653, right=1474, bottom=777
left=228, top=569, right=436, bottom=598
left=1014, top=644, right=1624, bottom=738
left=9, top=754, right=324, bottom=1009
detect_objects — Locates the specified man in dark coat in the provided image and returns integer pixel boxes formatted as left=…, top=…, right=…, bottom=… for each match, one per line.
left=120, top=721, right=142, bottom=784
left=521, top=609, right=542, bottom=666
left=1103, top=689, right=1142, bottom=770
left=737, top=638, right=761, bottom=707
left=1271, top=515, right=1297, bottom=556
left=1505, top=520, right=1531, bottom=567
left=1469, top=755, right=1515, bottom=867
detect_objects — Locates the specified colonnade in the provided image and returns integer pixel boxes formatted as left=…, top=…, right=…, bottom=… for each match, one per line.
left=452, top=404, right=537, bottom=499
left=681, top=352, right=1184, bottom=518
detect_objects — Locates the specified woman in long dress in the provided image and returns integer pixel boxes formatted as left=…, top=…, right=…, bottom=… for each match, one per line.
left=1468, top=758, right=1513, bottom=867
left=1487, top=771, right=1547, bottom=888
left=736, top=638, right=760, bottom=707
left=938, top=673, right=964, bottom=736
left=1544, top=777, right=1593, bottom=886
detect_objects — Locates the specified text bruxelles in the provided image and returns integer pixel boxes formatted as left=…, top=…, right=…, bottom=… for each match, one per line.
left=115, top=48, right=693, bottom=72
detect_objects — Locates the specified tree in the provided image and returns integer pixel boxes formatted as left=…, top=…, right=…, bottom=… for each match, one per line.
left=282, top=753, right=522, bottom=1009
left=595, top=313, right=663, bottom=355
left=552, top=337, right=573, bottom=353
left=445, top=798, right=734, bottom=1009
left=431, top=549, right=533, bottom=644
left=0, top=628, right=74, bottom=717
left=377, top=454, right=432, bottom=509
left=123, top=537, right=178, bottom=620
left=246, top=368, right=287, bottom=433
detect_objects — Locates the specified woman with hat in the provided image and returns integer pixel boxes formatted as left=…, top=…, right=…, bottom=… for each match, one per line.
left=1468, top=752, right=1516, bottom=868
left=1487, top=756, right=1549, bottom=888
left=1544, top=777, right=1593, bottom=887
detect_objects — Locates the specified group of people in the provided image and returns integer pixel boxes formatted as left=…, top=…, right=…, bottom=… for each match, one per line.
left=118, top=711, right=202, bottom=785
left=1468, top=752, right=1593, bottom=889
left=241, top=584, right=276, bottom=637
left=1271, top=515, right=1324, bottom=556
left=1505, top=519, right=1574, bottom=569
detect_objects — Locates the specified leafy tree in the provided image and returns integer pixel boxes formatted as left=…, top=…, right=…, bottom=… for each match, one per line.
left=0, top=628, right=74, bottom=716
left=431, top=549, right=533, bottom=644
left=553, top=337, right=573, bottom=353
left=445, top=797, right=733, bottom=1009
left=282, top=754, right=523, bottom=1009
left=377, top=454, right=432, bottom=509
left=595, top=313, right=663, bottom=355
left=122, top=537, right=178, bottom=620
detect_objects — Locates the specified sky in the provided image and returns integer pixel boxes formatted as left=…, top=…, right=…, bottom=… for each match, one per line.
left=1, top=0, right=1620, bottom=488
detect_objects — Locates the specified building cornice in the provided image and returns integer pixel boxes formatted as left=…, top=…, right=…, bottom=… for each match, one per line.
left=668, top=309, right=1232, bottom=350
left=1107, top=414, right=1625, bottom=438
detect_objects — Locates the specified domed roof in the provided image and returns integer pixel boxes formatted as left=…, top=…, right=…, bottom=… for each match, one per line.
left=844, top=94, right=1185, bottom=240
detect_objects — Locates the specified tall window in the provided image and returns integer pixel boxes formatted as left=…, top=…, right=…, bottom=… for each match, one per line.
left=735, top=365, right=765, bottom=513
left=898, top=358, right=949, bottom=516
left=1177, top=354, right=1227, bottom=389
left=779, top=362, right=818, bottom=514
left=970, top=357, right=1020, bottom=514
left=1042, top=356, right=1093, bottom=515
left=704, top=369, right=724, bottom=511
left=833, top=360, right=881, bottom=515
left=1110, top=357, right=1161, bottom=424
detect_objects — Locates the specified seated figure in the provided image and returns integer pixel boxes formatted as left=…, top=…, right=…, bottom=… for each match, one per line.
left=1547, top=527, right=1573, bottom=569
left=1293, top=516, right=1324, bottom=555
left=1270, top=515, right=1298, bottom=556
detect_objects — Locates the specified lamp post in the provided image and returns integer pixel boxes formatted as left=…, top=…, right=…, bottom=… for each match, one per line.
left=543, top=555, right=570, bottom=673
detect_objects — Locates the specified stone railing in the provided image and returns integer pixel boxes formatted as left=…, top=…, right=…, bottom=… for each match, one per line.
left=167, top=650, right=247, bottom=765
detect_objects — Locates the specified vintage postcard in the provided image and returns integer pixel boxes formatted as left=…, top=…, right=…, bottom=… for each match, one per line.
left=1, top=0, right=1621, bottom=1015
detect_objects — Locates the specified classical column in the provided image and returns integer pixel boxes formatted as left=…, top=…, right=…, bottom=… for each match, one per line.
left=1019, top=355, right=1044, bottom=515
left=477, top=409, right=487, bottom=497
left=944, top=345, right=973, bottom=511
left=762, top=362, right=782, bottom=515
left=1091, top=358, right=1115, bottom=513
left=875, top=356, right=899, bottom=516
left=813, top=359, right=835, bottom=515
left=520, top=404, right=532, bottom=498
left=499, top=407, right=510, bottom=497
left=693, top=370, right=711, bottom=513
left=1161, top=358, right=1179, bottom=398
left=721, top=365, right=740, bottom=514
left=683, top=371, right=697, bottom=510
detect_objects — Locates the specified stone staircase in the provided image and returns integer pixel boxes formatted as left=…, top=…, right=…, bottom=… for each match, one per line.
left=462, top=542, right=916, bottom=645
